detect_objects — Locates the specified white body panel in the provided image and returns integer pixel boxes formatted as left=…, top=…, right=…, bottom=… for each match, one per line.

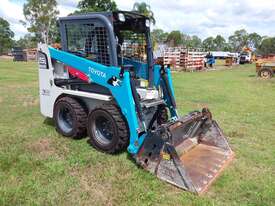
left=38, top=43, right=112, bottom=118
left=38, top=44, right=56, bottom=118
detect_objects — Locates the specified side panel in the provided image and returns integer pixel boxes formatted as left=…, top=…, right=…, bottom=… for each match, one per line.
left=38, top=44, right=56, bottom=118
left=38, top=44, right=112, bottom=118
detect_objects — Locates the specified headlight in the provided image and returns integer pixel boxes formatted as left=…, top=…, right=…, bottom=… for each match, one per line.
left=145, top=19, right=150, bottom=27
left=118, top=13, right=125, bottom=22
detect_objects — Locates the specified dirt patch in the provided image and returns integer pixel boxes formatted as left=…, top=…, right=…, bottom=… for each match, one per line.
left=69, top=167, right=113, bottom=205
left=227, top=127, right=247, bottom=138
left=27, top=138, right=55, bottom=159
left=5, top=84, right=35, bottom=89
left=0, top=55, right=13, bottom=60
left=23, top=96, right=39, bottom=107
left=178, top=102, right=209, bottom=110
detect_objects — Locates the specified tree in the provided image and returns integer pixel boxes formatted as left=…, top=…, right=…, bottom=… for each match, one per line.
left=49, top=23, right=61, bottom=44
left=15, top=34, right=37, bottom=49
left=181, top=34, right=190, bottom=47
left=189, top=35, right=202, bottom=48
left=228, top=29, right=249, bottom=52
left=0, top=17, right=14, bottom=54
left=222, top=43, right=233, bottom=52
left=76, top=0, right=117, bottom=13
left=257, top=37, right=275, bottom=55
left=213, top=35, right=226, bottom=51
left=202, top=37, right=215, bottom=51
left=22, top=0, right=59, bottom=44
left=151, top=29, right=168, bottom=43
left=166, top=31, right=182, bottom=47
left=247, top=32, right=262, bottom=50
left=132, top=2, right=156, bottom=25
left=151, top=29, right=168, bottom=49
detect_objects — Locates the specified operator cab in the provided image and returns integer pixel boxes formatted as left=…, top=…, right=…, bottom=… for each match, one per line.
left=59, top=11, right=152, bottom=68
left=57, top=11, right=156, bottom=98
left=112, top=11, right=151, bottom=66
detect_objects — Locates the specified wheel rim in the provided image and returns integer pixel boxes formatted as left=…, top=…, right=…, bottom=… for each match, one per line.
left=261, top=70, right=271, bottom=79
left=92, top=115, right=114, bottom=146
left=58, top=106, right=74, bottom=133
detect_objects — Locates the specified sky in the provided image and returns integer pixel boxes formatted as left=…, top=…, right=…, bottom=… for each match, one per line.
left=1, top=0, right=275, bottom=40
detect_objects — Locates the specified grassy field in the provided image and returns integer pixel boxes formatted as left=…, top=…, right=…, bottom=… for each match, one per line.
left=0, top=59, right=274, bottom=206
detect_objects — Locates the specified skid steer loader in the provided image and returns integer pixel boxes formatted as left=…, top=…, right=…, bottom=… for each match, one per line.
left=38, top=11, right=234, bottom=194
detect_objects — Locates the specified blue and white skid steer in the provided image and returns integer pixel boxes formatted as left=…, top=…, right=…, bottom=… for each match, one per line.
left=38, top=11, right=234, bottom=195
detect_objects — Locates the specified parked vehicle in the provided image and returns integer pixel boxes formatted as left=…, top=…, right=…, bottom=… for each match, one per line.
left=239, top=51, right=252, bottom=64
left=256, top=60, right=275, bottom=79
left=38, top=11, right=234, bottom=194
left=11, top=47, right=27, bottom=61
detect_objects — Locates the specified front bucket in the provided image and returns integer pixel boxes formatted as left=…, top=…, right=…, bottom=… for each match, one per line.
left=135, top=109, right=234, bottom=195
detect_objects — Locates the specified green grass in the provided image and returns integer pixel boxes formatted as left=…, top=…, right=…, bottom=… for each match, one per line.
left=0, top=59, right=274, bottom=206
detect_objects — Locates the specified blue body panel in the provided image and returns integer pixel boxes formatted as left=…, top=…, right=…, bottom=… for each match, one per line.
left=161, top=68, right=178, bottom=118
left=123, top=58, right=148, bottom=79
left=49, top=47, right=177, bottom=154
left=122, top=58, right=161, bottom=87
left=207, top=57, right=215, bottom=65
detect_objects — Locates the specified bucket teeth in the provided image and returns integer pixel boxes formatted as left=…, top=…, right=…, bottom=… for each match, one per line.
left=135, top=109, right=234, bottom=195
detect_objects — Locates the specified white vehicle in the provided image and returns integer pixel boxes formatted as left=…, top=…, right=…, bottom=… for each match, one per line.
left=240, top=51, right=252, bottom=64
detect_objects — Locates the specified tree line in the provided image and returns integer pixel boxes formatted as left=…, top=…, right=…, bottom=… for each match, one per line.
left=151, top=28, right=275, bottom=55
left=0, top=0, right=274, bottom=56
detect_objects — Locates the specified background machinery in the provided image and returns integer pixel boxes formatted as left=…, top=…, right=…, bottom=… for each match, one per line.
left=38, top=11, right=234, bottom=195
left=256, top=56, right=275, bottom=79
left=239, top=47, right=253, bottom=64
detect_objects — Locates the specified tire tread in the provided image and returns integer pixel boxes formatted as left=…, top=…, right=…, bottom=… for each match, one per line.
left=54, top=96, right=87, bottom=138
left=88, top=103, right=129, bottom=154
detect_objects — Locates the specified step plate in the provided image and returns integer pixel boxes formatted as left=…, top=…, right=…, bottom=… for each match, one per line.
left=180, top=144, right=234, bottom=195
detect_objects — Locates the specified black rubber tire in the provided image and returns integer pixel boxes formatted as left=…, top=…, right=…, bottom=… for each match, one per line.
left=53, top=96, right=87, bottom=138
left=87, top=104, right=129, bottom=154
left=258, top=68, right=273, bottom=79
